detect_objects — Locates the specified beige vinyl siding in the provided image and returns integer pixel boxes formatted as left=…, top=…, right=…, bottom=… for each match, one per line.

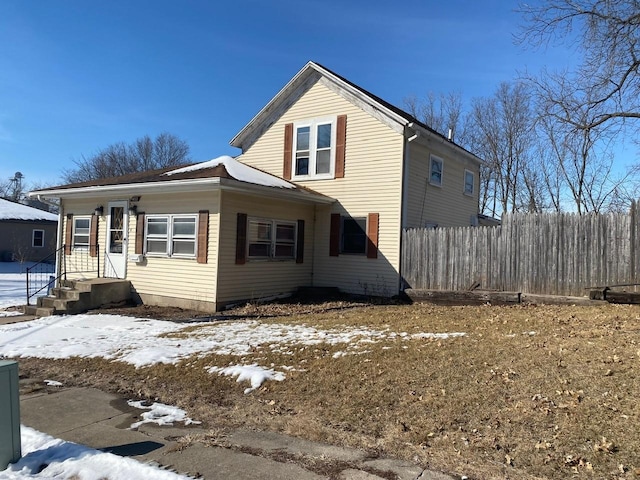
left=126, top=191, right=220, bottom=306
left=216, top=191, right=315, bottom=305
left=239, top=80, right=405, bottom=295
left=404, top=141, right=479, bottom=228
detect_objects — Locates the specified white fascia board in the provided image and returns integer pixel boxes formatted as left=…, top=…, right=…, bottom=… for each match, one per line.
left=29, top=177, right=222, bottom=199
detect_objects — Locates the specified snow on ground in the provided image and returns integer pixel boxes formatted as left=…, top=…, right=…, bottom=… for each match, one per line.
left=0, top=262, right=54, bottom=309
left=0, top=426, right=192, bottom=480
left=128, top=400, right=201, bottom=429
left=0, top=313, right=465, bottom=392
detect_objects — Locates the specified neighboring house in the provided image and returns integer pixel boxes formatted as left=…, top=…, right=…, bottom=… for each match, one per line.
left=0, top=198, right=58, bottom=262
left=30, top=61, right=481, bottom=311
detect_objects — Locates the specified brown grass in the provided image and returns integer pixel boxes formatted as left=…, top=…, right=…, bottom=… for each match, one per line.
left=16, top=303, right=640, bottom=479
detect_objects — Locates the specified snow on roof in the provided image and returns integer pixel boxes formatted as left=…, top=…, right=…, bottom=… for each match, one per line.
left=0, top=198, right=57, bottom=221
left=163, top=155, right=295, bottom=189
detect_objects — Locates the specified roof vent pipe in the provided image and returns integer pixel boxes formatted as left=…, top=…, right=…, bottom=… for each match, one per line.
left=447, top=128, right=453, bottom=141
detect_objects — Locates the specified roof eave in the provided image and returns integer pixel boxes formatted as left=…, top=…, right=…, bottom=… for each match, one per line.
left=29, top=177, right=223, bottom=199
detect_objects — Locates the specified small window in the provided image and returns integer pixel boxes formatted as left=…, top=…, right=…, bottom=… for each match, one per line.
left=73, top=217, right=91, bottom=250
left=464, top=170, right=475, bottom=196
left=292, top=117, right=336, bottom=180
left=341, top=217, right=367, bottom=255
left=145, top=214, right=197, bottom=258
left=430, top=155, right=443, bottom=186
left=32, top=229, right=44, bottom=248
left=247, top=217, right=296, bottom=260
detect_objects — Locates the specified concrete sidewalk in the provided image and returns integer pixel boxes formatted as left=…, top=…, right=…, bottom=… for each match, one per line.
left=19, top=386, right=456, bottom=480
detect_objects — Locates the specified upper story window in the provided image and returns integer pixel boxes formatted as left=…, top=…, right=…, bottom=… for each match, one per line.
left=73, top=217, right=91, bottom=250
left=145, top=214, right=197, bottom=258
left=292, top=117, right=336, bottom=180
left=32, top=229, right=44, bottom=248
left=430, top=155, right=443, bottom=187
left=464, top=170, right=475, bottom=196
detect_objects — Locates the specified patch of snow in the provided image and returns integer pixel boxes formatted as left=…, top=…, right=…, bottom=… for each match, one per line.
left=127, top=400, right=201, bottom=429
left=0, top=198, right=57, bottom=221
left=163, top=155, right=295, bottom=189
left=1, top=425, right=192, bottom=479
left=208, top=364, right=285, bottom=394
left=44, top=379, right=63, bottom=386
left=0, top=310, right=22, bottom=318
left=0, top=262, right=55, bottom=309
left=0, top=314, right=466, bottom=392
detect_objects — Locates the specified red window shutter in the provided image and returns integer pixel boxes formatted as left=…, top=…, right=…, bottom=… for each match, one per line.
left=283, top=123, right=293, bottom=180
left=329, top=213, right=341, bottom=256
left=64, top=214, right=73, bottom=255
left=367, top=213, right=379, bottom=259
left=296, top=219, right=305, bottom=263
left=236, top=213, right=247, bottom=265
left=135, top=212, right=145, bottom=255
left=335, top=115, right=347, bottom=178
left=197, top=210, right=209, bottom=264
left=89, top=215, right=98, bottom=257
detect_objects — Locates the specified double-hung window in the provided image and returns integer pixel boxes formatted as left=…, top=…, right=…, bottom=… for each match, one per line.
left=341, top=217, right=367, bottom=255
left=464, top=170, right=475, bottom=196
left=32, top=229, right=45, bottom=248
left=430, top=155, right=443, bottom=186
left=145, top=214, right=197, bottom=258
left=72, top=217, right=91, bottom=250
left=293, top=117, right=336, bottom=180
left=247, top=218, right=296, bottom=260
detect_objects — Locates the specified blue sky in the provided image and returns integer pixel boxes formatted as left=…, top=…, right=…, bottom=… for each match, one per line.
left=1, top=0, right=575, bottom=187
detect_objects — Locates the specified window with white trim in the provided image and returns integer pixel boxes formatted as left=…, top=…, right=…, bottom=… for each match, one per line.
left=464, top=169, right=475, bottom=196
left=145, top=214, right=197, bottom=258
left=72, top=217, right=91, bottom=250
left=32, top=229, right=44, bottom=248
left=430, top=155, right=443, bottom=186
left=248, top=217, right=296, bottom=260
left=292, top=117, right=336, bottom=180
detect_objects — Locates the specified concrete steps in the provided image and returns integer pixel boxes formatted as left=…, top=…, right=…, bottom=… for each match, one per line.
left=24, top=278, right=132, bottom=317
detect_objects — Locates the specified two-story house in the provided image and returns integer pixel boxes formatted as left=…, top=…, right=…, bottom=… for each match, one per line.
left=30, top=61, right=481, bottom=312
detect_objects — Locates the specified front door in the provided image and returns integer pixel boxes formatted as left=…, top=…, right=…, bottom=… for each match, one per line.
left=105, top=201, right=128, bottom=278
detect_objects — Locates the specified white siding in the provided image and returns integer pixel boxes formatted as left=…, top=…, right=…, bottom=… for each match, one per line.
left=239, top=80, right=405, bottom=296
left=216, top=191, right=315, bottom=305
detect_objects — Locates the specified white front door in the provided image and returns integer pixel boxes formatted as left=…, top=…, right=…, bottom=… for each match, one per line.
left=105, top=201, right=128, bottom=278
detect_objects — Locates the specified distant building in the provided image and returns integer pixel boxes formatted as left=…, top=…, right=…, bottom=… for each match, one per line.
left=0, top=198, right=58, bottom=262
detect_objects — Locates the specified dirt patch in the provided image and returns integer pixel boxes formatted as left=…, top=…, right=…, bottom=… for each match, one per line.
left=14, top=303, right=640, bottom=480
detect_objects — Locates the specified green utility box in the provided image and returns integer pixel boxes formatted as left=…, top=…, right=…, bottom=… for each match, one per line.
left=0, top=360, right=21, bottom=469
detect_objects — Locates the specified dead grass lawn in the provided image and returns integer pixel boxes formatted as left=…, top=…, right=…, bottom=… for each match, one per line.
left=17, top=303, right=640, bottom=480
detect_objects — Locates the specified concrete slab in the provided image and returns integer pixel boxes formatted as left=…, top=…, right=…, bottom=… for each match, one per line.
left=363, top=458, right=426, bottom=480
left=0, top=314, right=36, bottom=325
left=228, top=429, right=367, bottom=463
left=20, top=388, right=133, bottom=436
left=160, top=444, right=328, bottom=480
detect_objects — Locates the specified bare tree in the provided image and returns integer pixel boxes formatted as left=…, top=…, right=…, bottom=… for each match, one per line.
left=466, top=82, right=537, bottom=214
left=517, top=0, right=640, bottom=131
left=62, top=132, right=191, bottom=183
left=403, top=91, right=464, bottom=140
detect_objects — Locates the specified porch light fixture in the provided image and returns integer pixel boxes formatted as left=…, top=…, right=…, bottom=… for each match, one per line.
left=94, top=205, right=104, bottom=216
left=130, top=195, right=141, bottom=202
left=129, top=204, right=138, bottom=215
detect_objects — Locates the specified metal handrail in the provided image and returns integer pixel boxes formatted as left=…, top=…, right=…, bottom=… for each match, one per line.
left=26, top=244, right=101, bottom=306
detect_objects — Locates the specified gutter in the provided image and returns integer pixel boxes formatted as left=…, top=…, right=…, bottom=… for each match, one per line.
left=407, top=122, right=481, bottom=165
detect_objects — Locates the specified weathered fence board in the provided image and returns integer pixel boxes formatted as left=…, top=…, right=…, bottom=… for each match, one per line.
left=402, top=203, right=640, bottom=297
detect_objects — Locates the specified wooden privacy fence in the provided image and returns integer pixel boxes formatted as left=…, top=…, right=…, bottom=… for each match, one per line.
left=402, top=203, right=640, bottom=297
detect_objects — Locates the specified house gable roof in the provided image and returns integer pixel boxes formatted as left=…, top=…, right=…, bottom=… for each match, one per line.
left=229, top=61, right=480, bottom=164
left=30, top=156, right=333, bottom=204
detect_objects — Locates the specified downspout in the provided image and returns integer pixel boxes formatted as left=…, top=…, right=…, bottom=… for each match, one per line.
left=399, top=124, right=420, bottom=293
